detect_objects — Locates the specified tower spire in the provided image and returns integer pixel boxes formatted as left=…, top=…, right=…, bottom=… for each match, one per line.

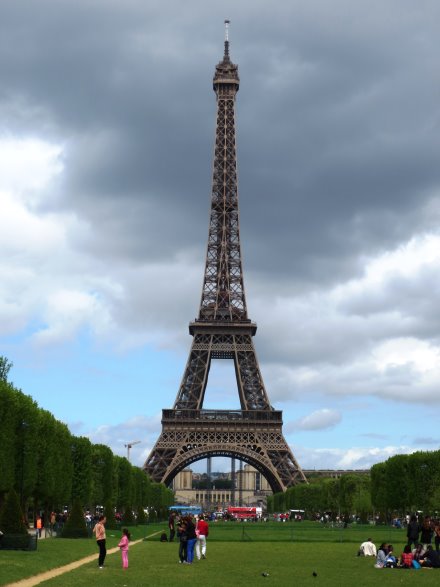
left=224, top=19, right=230, bottom=59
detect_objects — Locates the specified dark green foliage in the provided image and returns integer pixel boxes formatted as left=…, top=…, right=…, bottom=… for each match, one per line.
left=34, top=410, right=72, bottom=512
left=0, top=532, right=37, bottom=550
left=0, top=381, right=18, bottom=496
left=371, top=450, right=440, bottom=516
left=370, top=462, right=387, bottom=516
left=61, top=500, right=88, bottom=538
left=0, top=356, right=13, bottom=382
left=70, top=437, right=93, bottom=504
left=0, top=488, right=27, bottom=534
left=136, top=506, right=146, bottom=524
left=132, top=467, right=151, bottom=511
left=15, top=393, right=40, bottom=508
left=114, top=456, right=132, bottom=511
left=273, top=473, right=371, bottom=519
left=122, top=505, right=134, bottom=525
left=91, top=444, right=114, bottom=506
left=104, top=499, right=117, bottom=529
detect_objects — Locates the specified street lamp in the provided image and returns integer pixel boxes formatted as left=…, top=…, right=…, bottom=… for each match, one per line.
left=124, top=440, right=141, bottom=463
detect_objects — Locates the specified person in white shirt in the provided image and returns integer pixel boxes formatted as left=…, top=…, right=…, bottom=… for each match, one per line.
left=358, top=538, right=377, bottom=556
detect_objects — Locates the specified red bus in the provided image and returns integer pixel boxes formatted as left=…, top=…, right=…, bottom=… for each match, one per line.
left=227, top=507, right=257, bottom=520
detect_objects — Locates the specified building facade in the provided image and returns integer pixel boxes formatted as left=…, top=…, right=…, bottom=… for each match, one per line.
left=173, top=465, right=272, bottom=509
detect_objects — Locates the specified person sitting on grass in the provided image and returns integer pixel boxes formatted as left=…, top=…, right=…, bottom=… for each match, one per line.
left=358, top=538, right=377, bottom=556
left=384, top=544, right=397, bottom=568
left=420, top=545, right=440, bottom=568
left=375, top=543, right=388, bottom=568
left=399, top=544, right=414, bottom=568
left=412, top=543, right=426, bottom=562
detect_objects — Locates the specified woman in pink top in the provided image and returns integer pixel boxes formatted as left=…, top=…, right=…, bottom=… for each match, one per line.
left=118, top=528, right=131, bottom=569
left=92, top=515, right=107, bottom=568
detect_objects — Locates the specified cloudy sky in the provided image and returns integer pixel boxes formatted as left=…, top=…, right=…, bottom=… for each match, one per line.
left=1, top=0, right=440, bottom=474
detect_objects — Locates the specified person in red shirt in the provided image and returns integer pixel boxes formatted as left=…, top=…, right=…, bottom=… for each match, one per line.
left=195, top=515, right=209, bottom=560
left=400, top=544, right=414, bottom=568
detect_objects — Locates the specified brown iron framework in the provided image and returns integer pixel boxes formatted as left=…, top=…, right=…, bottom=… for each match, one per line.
left=144, top=22, right=307, bottom=494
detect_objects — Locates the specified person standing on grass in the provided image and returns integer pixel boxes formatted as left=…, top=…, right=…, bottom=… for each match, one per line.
left=420, top=516, right=433, bottom=549
left=36, top=515, right=43, bottom=538
left=406, top=514, right=420, bottom=548
left=434, top=520, right=440, bottom=551
left=195, top=515, right=209, bottom=560
left=183, top=516, right=197, bottom=564
left=93, top=515, right=107, bottom=568
left=177, top=520, right=188, bottom=563
left=118, top=528, right=130, bottom=569
left=168, top=511, right=176, bottom=542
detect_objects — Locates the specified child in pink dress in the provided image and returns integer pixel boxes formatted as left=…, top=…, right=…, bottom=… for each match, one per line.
left=118, top=528, right=130, bottom=569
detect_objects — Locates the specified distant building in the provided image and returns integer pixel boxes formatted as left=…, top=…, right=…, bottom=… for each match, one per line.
left=173, top=464, right=272, bottom=509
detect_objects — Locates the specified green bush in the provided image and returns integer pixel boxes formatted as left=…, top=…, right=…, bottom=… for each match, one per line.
left=0, top=489, right=27, bottom=534
left=1, top=533, right=37, bottom=550
left=61, top=500, right=88, bottom=538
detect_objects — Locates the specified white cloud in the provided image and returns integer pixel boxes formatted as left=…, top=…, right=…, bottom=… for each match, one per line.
left=287, top=409, right=342, bottom=432
left=0, top=137, right=63, bottom=197
left=374, top=337, right=440, bottom=373
left=296, top=445, right=419, bottom=470
left=86, top=414, right=162, bottom=466
left=253, top=229, right=440, bottom=405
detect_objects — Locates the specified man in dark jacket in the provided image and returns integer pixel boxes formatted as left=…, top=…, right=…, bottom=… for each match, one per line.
left=407, top=514, right=420, bottom=548
left=421, top=545, right=440, bottom=568
left=168, top=512, right=176, bottom=542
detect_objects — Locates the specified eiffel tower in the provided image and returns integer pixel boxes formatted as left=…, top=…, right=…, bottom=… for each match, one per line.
left=144, top=21, right=307, bottom=493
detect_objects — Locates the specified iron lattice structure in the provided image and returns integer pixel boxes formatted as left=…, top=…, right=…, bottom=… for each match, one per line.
left=144, top=26, right=307, bottom=493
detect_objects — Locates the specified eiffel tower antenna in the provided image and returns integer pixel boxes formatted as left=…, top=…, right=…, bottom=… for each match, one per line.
left=144, top=22, right=307, bottom=493
left=224, top=19, right=230, bottom=57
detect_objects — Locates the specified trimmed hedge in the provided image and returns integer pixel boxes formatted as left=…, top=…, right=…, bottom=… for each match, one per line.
left=0, top=533, right=38, bottom=551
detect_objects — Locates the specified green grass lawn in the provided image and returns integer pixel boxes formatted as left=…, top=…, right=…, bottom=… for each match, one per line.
left=1, top=522, right=439, bottom=586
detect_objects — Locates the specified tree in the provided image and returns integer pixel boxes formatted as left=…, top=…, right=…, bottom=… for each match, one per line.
left=70, top=437, right=93, bottom=505
left=0, top=381, right=18, bottom=502
left=0, top=356, right=13, bottom=382
left=0, top=488, right=27, bottom=534
left=34, top=411, right=72, bottom=514
left=61, top=499, right=88, bottom=538
left=14, top=392, right=40, bottom=511
left=114, top=456, right=133, bottom=512
left=91, top=444, right=114, bottom=507
left=371, top=462, right=387, bottom=519
left=385, top=454, right=409, bottom=514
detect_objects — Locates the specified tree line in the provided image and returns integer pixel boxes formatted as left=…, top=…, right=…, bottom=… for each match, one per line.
left=0, top=357, right=173, bottom=522
left=268, top=449, right=440, bottom=520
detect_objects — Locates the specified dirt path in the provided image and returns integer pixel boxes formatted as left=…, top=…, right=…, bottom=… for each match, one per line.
left=4, top=531, right=161, bottom=587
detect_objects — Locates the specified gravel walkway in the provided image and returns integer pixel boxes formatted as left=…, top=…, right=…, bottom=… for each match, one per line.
left=4, top=531, right=161, bottom=587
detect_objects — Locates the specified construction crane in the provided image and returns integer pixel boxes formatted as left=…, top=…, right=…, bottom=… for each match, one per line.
left=124, top=440, right=141, bottom=463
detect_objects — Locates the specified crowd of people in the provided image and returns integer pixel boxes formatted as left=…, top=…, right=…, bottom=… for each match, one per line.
left=167, top=511, right=209, bottom=565
left=357, top=515, right=440, bottom=570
